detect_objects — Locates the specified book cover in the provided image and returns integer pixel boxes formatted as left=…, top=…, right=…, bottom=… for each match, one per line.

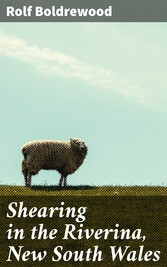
left=0, top=0, right=167, bottom=266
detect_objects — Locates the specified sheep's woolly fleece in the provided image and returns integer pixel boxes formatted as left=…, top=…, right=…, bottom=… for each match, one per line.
left=21, top=138, right=88, bottom=186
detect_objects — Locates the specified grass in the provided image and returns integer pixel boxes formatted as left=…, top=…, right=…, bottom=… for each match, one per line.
left=1, top=185, right=167, bottom=266
left=0, top=184, right=167, bottom=196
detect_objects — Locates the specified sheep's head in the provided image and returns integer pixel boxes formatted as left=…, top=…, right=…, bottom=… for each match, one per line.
left=70, top=138, right=88, bottom=158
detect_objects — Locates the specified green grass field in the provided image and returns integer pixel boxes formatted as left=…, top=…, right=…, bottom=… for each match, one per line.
left=1, top=184, right=167, bottom=196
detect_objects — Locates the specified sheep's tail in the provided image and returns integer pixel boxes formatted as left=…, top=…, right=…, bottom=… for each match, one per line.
left=22, top=146, right=27, bottom=160
left=21, top=160, right=27, bottom=175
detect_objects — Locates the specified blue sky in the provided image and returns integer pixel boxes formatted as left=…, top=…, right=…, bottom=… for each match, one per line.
left=0, top=23, right=167, bottom=186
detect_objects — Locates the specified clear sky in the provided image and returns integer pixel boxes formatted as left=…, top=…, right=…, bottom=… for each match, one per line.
left=0, top=23, right=167, bottom=186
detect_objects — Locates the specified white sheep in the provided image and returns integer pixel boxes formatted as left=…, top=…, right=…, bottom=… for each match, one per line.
left=21, top=138, right=88, bottom=187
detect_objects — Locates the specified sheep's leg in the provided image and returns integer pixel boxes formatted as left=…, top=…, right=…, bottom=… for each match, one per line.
left=27, top=171, right=32, bottom=187
left=22, top=160, right=28, bottom=186
left=24, top=169, right=28, bottom=186
left=63, top=176, right=67, bottom=187
left=59, top=175, right=64, bottom=187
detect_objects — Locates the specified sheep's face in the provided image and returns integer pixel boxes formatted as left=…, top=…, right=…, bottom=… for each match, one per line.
left=70, top=138, right=88, bottom=157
